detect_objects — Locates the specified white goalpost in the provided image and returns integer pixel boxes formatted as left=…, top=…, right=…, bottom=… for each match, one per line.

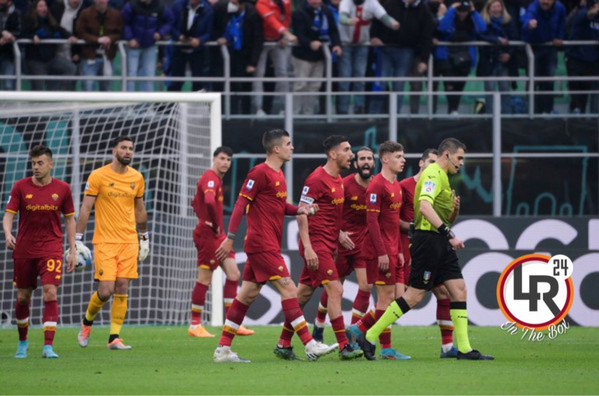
left=0, top=91, right=225, bottom=328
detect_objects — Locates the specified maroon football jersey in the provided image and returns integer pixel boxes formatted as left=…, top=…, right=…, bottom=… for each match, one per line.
left=191, top=169, right=224, bottom=232
left=5, top=177, right=75, bottom=259
left=238, top=162, right=289, bottom=254
left=339, top=174, right=368, bottom=255
left=299, top=166, right=345, bottom=252
left=364, top=173, right=402, bottom=257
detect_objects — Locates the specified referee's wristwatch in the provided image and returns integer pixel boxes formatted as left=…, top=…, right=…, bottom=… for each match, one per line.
left=437, top=224, right=456, bottom=239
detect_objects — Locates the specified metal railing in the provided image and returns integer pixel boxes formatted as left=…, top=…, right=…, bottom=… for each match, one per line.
left=6, top=38, right=599, bottom=119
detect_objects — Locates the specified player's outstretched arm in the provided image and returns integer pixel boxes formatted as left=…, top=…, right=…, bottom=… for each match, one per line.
left=2, top=211, right=16, bottom=250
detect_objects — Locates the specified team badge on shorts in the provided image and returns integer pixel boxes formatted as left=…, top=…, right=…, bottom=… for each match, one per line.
left=423, top=271, right=431, bottom=285
left=327, top=269, right=333, bottom=275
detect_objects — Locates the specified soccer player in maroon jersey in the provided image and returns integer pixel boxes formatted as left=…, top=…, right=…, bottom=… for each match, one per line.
left=3, top=145, right=77, bottom=359
left=213, top=129, right=337, bottom=363
left=399, top=148, right=458, bottom=358
left=189, top=146, right=253, bottom=338
left=345, top=141, right=410, bottom=360
left=312, top=146, right=375, bottom=342
left=290, top=135, right=363, bottom=360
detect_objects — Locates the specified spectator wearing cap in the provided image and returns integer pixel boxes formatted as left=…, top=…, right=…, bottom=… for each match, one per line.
left=252, top=0, right=296, bottom=116
left=291, top=0, right=342, bottom=115
left=565, top=0, right=599, bottom=113
left=368, top=0, right=435, bottom=114
left=121, top=0, right=174, bottom=91
left=477, top=0, right=518, bottom=113
left=216, top=0, right=263, bottom=113
left=76, top=0, right=123, bottom=91
left=521, top=0, right=567, bottom=113
left=168, top=0, right=213, bottom=91
left=437, top=0, right=486, bottom=114
left=336, top=0, right=398, bottom=114
left=0, top=0, right=21, bottom=90
left=22, top=0, right=78, bottom=90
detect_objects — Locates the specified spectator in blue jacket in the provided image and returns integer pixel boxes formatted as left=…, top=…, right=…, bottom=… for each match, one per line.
left=565, top=0, right=599, bottom=113
left=521, top=0, right=566, bottom=113
left=478, top=0, right=518, bottom=113
left=168, top=0, right=213, bottom=91
left=438, top=0, right=486, bottom=114
left=121, top=0, right=173, bottom=91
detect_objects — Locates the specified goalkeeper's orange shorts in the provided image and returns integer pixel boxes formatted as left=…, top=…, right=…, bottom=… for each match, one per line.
left=94, top=243, right=138, bottom=281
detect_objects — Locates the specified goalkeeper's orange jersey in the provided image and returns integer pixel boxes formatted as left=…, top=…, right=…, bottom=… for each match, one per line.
left=84, top=164, right=145, bottom=244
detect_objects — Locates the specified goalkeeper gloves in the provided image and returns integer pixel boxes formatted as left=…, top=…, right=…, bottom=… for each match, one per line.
left=65, top=233, right=92, bottom=262
left=138, top=232, right=150, bottom=262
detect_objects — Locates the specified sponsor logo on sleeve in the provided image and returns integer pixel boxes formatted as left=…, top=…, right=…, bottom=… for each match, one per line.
left=84, top=182, right=90, bottom=192
left=208, top=180, right=214, bottom=188
left=245, top=179, right=254, bottom=191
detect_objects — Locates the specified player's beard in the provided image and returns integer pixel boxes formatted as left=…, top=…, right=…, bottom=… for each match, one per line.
left=357, top=165, right=371, bottom=181
left=116, top=153, right=132, bottom=166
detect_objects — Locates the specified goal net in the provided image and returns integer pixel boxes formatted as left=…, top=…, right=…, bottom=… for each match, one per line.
left=0, top=91, right=225, bottom=328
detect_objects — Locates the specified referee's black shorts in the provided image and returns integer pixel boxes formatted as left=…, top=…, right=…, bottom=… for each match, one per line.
left=408, top=230, right=463, bottom=291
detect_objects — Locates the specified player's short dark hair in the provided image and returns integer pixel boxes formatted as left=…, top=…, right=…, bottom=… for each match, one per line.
left=323, top=135, right=349, bottom=155
left=29, top=145, right=52, bottom=159
left=213, top=146, right=233, bottom=158
left=262, top=129, right=289, bottom=154
left=112, top=136, right=134, bottom=148
left=421, top=148, right=438, bottom=161
left=355, top=146, right=374, bottom=155
left=378, top=141, right=404, bottom=157
left=438, top=138, right=467, bottom=154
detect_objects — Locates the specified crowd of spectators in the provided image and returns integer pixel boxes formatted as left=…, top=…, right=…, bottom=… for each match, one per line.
left=0, top=0, right=597, bottom=114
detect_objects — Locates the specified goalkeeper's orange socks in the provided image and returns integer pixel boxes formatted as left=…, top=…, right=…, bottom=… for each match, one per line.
left=109, top=294, right=128, bottom=340
left=190, top=282, right=208, bottom=326
left=450, top=301, right=472, bottom=353
left=43, top=300, right=58, bottom=346
left=84, top=291, right=108, bottom=325
left=15, top=298, right=29, bottom=341
left=218, top=298, right=249, bottom=347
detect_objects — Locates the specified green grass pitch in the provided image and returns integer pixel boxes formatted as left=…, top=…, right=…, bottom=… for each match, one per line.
left=1, top=325, right=597, bottom=394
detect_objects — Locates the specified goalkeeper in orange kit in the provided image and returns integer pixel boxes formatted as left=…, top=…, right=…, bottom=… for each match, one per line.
left=75, top=136, right=149, bottom=350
